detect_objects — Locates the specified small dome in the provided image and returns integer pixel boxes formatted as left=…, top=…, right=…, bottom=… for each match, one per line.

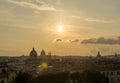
left=40, top=49, right=46, bottom=57
left=29, top=48, right=37, bottom=57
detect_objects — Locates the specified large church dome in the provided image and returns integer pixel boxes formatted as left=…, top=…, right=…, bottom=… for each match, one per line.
left=29, top=48, right=37, bottom=57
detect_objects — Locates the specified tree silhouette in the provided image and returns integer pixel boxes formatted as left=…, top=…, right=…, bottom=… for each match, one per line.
left=83, top=70, right=109, bottom=83
left=11, top=72, right=32, bottom=83
left=12, top=70, right=109, bottom=83
left=70, top=72, right=84, bottom=83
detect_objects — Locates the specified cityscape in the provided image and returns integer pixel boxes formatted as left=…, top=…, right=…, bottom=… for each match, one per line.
left=1, top=48, right=120, bottom=83
left=0, top=0, right=120, bottom=83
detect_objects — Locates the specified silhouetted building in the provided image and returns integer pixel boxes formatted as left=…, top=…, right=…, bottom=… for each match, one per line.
left=40, top=49, right=46, bottom=59
left=29, top=48, right=37, bottom=58
left=96, top=51, right=101, bottom=58
left=115, top=53, right=118, bottom=57
left=101, top=70, right=120, bottom=83
left=0, top=62, right=16, bottom=83
left=47, top=52, right=52, bottom=60
left=0, top=62, right=8, bottom=83
left=48, top=52, right=51, bottom=57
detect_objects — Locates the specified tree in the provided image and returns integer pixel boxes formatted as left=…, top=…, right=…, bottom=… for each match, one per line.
left=70, top=72, right=84, bottom=83
left=12, top=70, right=109, bottom=83
left=11, top=72, right=32, bottom=83
left=83, top=70, right=109, bottom=83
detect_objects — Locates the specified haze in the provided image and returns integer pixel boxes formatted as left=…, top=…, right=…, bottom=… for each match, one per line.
left=0, top=0, right=120, bottom=56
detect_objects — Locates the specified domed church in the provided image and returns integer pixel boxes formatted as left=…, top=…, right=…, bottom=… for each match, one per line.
left=29, top=48, right=37, bottom=57
left=40, top=49, right=46, bottom=59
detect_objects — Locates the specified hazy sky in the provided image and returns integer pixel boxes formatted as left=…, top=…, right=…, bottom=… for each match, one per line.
left=0, top=0, right=120, bottom=56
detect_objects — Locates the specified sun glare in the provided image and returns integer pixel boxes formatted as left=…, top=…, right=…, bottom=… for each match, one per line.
left=58, top=25, right=63, bottom=33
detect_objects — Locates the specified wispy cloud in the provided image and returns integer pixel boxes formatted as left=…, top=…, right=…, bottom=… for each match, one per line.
left=81, top=36, right=120, bottom=45
left=85, top=18, right=113, bottom=23
left=8, top=0, right=56, bottom=11
left=69, top=15, right=113, bottom=23
left=53, top=38, right=80, bottom=44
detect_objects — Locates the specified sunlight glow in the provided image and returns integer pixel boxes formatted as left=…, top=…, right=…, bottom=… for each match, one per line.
left=58, top=25, right=63, bottom=33
left=38, top=62, right=48, bottom=70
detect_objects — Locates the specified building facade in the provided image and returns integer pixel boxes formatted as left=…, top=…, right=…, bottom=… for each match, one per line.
left=0, top=62, right=8, bottom=83
left=101, top=70, right=120, bottom=83
left=0, top=62, right=16, bottom=83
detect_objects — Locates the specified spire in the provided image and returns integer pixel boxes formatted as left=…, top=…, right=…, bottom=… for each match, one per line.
left=97, top=51, right=101, bottom=57
left=33, top=47, right=34, bottom=50
left=115, top=53, right=118, bottom=57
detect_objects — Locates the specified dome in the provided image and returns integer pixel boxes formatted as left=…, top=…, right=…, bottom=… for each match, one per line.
left=40, top=49, right=46, bottom=57
left=29, top=48, right=37, bottom=57
left=40, top=50, right=46, bottom=59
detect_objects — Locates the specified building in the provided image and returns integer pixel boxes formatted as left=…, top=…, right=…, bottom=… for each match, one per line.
left=101, top=70, right=120, bottom=83
left=40, top=49, right=46, bottom=59
left=96, top=51, right=101, bottom=58
left=0, top=62, right=8, bottom=83
left=0, top=62, right=16, bottom=83
left=29, top=48, right=37, bottom=58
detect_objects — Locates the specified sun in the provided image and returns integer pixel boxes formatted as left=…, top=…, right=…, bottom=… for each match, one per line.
left=58, top=25, right=63, bottom=33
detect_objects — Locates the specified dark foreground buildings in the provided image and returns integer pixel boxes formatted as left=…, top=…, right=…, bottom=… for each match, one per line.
left=1, top=48, right=120, bottom=83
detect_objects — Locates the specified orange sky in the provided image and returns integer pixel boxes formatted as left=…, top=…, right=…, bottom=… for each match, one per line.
left=0, top=0, right=120, bottom=56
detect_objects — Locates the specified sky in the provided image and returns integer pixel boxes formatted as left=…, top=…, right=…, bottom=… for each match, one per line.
left=0, top=0, right=120, bottom=56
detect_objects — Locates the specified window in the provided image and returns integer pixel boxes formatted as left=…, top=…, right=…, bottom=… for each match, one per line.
left=1, top=69, right=6, bottom=74
left=117, top=72, right=120, bottom=75
left=107, top=72, right=109, bottom=76
left=1, top=80, right=4, bottom=83
left=111, top=78, right=113, bottom=82
left=102, top=72, right=105, bottom=76
left=117, top=78, right=119, bottom=82
left=111, top=72, right=113, bottom=75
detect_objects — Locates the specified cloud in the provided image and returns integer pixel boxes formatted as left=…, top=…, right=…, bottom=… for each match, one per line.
left=81, top=36, right=120, bottom=45
left=54, top=38, right=63, bottom=42
left=69, top=39, right=79, bottom=43
left=85, top=18, right=113, bottom=23
left=69, top=15, right=113, bottom=23
left=8, top=0, right=56, bottom=11
left=53, top=38, right=80, bottom=44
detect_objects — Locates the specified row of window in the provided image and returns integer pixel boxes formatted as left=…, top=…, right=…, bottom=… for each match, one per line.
left=1, top=80, right=4, bottom=83
left=110, top=77, right=119, bottom=83
left=102, top=71, right=120, bottom=76
left=0, top=69, right=7, bottom=74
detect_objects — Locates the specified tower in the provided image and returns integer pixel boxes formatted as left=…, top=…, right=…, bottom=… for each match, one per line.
left=96, top=51, right=101, bottom=58
left=115, top=53, right=118, bottom=57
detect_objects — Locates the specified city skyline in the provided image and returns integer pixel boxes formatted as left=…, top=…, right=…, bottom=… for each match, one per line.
left=0, top=0, right=120, bottom=56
